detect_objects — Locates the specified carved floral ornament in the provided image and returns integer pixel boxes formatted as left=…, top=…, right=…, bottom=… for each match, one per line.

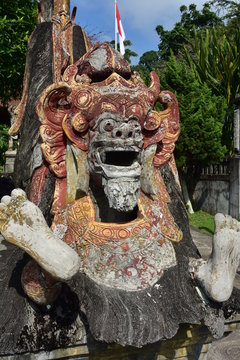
left=36, top=43, right=180, bottom=180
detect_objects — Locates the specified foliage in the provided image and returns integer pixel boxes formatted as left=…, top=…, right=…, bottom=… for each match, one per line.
left=208, top=0, right=240, bottom=28
left=156, top=3, right=223, bottom=60
left=0, top=124, right=9, bottom=166
left=184, top=27, right=240, bottom=150
left=0, top=0, right=37, bottom=105
left=108, top=40, right=138, bottom=64
left=131, top=51, right=162, bottom=86
left=138, top=51, right=160, bottom=71
left=161, top=53, right=227, bottom=168
left=188, top=210, right=215, bottom=235
left=134, top=2, right=239, bottom=157
left=185, top=28, right=240, bottom=105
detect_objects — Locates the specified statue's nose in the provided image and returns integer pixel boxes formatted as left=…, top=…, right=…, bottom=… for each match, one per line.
left=112, top=123, right=131, bottom=139
left=112, top=123, right=137, bottom=139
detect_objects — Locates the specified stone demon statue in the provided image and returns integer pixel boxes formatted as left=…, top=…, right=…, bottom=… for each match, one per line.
left=2, top=42, right=184, bottom=300
left=0, top=0, right=239, bottom=349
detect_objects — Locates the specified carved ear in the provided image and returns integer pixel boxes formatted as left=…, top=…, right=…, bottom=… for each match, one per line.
left=36, top=83, right=72, bottom=179
left=36, top=82, right=72, bottom=125
left=143, top=90, right=180, bottom=167
left=153, top=91, right=180, bottom=167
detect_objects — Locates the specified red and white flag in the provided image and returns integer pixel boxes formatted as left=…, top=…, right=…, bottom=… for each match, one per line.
left=115, top=1, right=126, bottom=55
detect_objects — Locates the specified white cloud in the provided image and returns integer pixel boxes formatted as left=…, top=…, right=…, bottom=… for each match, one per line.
left=71, top=0, right=209, bottom=58
left=118, top=0, right=207, bottom=34
left=72, top=0, right=207, bottom=36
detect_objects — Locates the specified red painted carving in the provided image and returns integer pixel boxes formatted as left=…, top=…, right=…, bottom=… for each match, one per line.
left=30, top=163, right=49, bottom=205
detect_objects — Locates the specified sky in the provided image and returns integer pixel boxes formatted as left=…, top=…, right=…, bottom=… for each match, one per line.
left=70, top=0, right=207, bottom=65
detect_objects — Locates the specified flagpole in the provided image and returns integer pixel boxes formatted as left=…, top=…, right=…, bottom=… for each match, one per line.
left=114, top=0, right=117, bottom=51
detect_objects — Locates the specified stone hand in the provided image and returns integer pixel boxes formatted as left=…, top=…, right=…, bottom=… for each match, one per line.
left=189, top=213, right=240, bottom=302
left=0, top=189, right=80, bottom=281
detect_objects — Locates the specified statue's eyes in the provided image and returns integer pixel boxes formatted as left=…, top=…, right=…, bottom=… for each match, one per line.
left=128, top=119, right=141, bottom=130
left=99, top=119, right=116, bottom=133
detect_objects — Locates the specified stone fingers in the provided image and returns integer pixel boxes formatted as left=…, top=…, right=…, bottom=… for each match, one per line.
left=190, top=213, right=240, bottom=302
left=0, top=189, right=81, bottom=280
left=1, top=195, right=11, bottom=205
left=0, top=200, right=9, bottom=231
left=0, top=202, right=7, bottom=211
left=11, top=188, right=27, bottom=200
left=0, top=203, right=7, bottom=232
left=0, top=189, right=27, bottom=207
left=0, top=189, right=28, bottom=233
left=214, top=213, right=240, bottom=234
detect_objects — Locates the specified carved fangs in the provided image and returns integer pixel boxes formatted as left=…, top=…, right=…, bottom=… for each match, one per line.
left=95, top=148, right=142, bottom=179
left=99, top=148, right=141, bottom=167
left=95, top=146, right=142, bottom=176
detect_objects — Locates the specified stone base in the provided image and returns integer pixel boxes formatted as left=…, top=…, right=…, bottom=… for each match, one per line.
left=3, top=150, right=17, bottom=174
left=1, top=317, right=239, bottom=359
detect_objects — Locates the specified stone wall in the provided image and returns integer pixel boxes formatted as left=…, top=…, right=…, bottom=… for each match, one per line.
left=229, top=155, right=240, bottom=219
left=190, top=161, right=230, bottom=216
left=191, top=156, right=240, bottom=219
left=193, top=178, right=229, bottom=215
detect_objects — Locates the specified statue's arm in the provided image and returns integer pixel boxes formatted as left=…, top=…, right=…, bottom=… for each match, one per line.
left=189, top=213, right=240, bottom=302
left=0, top=189, right=80, bottom=281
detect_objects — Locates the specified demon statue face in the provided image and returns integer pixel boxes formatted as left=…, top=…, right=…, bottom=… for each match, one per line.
left=36, top=43, right=180, bottom=213
left=88, top=112, right=143, bottom=212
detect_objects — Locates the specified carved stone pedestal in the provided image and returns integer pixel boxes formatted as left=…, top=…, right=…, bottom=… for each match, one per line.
left=3, top=150, right=16, bottom=174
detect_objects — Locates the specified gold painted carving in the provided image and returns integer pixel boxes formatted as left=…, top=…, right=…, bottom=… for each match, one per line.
left=63, top=171, right=182, bottom=251
left=54, top=0, right=70, bottom=16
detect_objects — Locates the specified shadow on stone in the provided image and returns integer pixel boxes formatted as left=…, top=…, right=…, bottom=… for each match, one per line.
left=0, top=176, right=15, bottom=199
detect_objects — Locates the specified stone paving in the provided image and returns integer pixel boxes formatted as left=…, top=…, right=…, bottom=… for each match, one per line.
left=190, top=226, right=213, bottom=259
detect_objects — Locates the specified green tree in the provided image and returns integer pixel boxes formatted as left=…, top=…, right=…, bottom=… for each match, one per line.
left=0, top=0, right=37, bottom=105
left=156, top=3, right=222, bottom=60
left=0, top=124, right=10, bottom=168
left=136, top=2, right=237, bottom=153
left=161, top=53, right=227, bottom=168
left=208, top=0, right=240, bottom=28
left=184, top=27, right=240, bottom=150
left=108, top=40, right=138, bottom=64
left=131, top=51, right=161, bottom=85
left=138, top=51, right=160, bottom=71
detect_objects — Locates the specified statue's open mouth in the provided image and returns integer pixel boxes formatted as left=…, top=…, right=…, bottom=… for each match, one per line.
left=96, top=146, right=142, bottom=178
left=100, top=148, right=140, bottom=166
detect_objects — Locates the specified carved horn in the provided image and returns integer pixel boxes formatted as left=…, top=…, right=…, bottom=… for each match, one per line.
left=54, top=0, right=70, bottom=15
left=147, top=71, right=160, bottom=105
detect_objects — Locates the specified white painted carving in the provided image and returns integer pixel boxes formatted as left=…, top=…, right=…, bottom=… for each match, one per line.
left=189, top=213, right=240, bottom=302
left=0, top=189, right=80, bottom=280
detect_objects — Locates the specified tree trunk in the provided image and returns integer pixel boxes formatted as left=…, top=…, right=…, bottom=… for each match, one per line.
left=179, top=170, right=194, bottom=214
